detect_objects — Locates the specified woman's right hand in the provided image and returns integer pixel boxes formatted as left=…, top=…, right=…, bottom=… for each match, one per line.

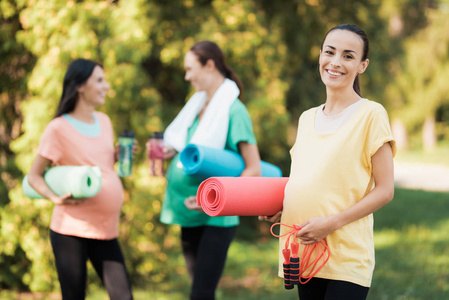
left=258, top=211, right=282, bottom=223
left=184, top=196, right=204, bottom=212
left=50, top=192, right=86, bottom=206
left=162, top=145, right=177, bottom=159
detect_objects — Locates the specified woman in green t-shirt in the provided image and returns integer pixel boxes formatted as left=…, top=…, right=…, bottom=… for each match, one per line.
left=156, top=40, right=261, bottom=300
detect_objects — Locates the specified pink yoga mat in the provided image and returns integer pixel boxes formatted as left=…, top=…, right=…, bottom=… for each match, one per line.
left=197, top=177, right=289, bottom=216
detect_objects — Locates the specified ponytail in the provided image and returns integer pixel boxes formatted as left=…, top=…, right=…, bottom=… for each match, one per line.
left=353, top=75, right=361, bottom=97
left=224, top=65, right=244, bottom=99
left=55, top=59, right=101, bottom=118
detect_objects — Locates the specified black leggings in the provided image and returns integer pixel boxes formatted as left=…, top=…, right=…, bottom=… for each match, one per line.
left=297, top=277, right=369, bottom=300
left=50, top=230, right=133, bottom=300
left=181, top=225, right=237, bottom=300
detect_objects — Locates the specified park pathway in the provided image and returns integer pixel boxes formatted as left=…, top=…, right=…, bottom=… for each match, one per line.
left=394, top=161, right=449, bottom=192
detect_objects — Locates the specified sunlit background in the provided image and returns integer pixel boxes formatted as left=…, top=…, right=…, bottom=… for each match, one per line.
left=1, top=0, right=449, bottom=299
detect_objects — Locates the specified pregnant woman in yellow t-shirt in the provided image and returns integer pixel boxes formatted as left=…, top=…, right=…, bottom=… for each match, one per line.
left=261, top=24, right=396, bottom=300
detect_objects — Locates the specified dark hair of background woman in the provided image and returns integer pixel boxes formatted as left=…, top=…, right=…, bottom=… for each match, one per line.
left=320, top=24, right=369, bottom=97
left=190, top=40, right=244, bottom=99
left=55, top=58, right=102, bottom=118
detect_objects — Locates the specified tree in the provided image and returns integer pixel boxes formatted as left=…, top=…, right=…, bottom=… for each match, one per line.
left=0, top=0, right=442, bottom=293
left=0, top=0, right=36, bottom=289
left=386, top=1, right=449, bottom=149
left=7, top=0, right=161, bottom=290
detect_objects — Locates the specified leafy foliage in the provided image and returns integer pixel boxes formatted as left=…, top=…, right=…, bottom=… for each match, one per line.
left=0, top=0, right=447, bottom=293
left=0, top=0, right=36, bottom=290
left=386, top=4, right=449, bottom=133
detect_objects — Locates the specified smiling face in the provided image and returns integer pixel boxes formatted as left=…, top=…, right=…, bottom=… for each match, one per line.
left=319, top=29, right=369, bottom=92
left=78, top=65, right=110, bottom=108
left=184, top=51, right=214, bottom=92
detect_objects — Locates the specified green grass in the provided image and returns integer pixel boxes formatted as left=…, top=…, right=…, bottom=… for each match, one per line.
left=2, top=187, right=448, bottom=299
left=370, top=188, right=449, bottom=300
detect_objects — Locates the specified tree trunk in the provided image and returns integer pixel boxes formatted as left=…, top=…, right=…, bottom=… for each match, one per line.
left=422, top=115, right=437, bottom=151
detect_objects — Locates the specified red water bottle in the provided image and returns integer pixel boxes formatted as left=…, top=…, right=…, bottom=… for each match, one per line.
left=148, top=132, right=164, bottom=177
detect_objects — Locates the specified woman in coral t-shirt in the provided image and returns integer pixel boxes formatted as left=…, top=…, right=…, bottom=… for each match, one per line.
left=28, top=59, right=133, bottom=300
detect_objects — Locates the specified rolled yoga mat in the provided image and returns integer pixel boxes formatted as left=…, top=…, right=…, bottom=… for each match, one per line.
left=180, top=144, right=282, bottom=178
left=22, top=166, right=102, bottom=199
left=197, top=176, right=289, bottom=216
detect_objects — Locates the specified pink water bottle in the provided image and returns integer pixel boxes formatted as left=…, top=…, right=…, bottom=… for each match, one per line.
left=148, top=132, right=164, bottom=177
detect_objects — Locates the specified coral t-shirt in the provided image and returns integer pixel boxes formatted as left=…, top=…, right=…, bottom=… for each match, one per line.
left=37, top=112, right=123, bottom=240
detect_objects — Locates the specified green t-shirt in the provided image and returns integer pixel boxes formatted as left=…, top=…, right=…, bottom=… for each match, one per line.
left=160, top=99, right=257, bottom=227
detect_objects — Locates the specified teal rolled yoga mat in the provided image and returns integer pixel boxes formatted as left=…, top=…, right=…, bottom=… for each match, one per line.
left=180, top=144, right=282, bottom=178
left=22, top=166, right=102, bottom=199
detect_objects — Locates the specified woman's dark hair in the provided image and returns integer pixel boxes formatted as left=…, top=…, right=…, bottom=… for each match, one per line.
left=321, top=24, right=369, bottom=97
left=190, top=40, right=244, bottom=99
left=55, top=58, right=102, bottom=118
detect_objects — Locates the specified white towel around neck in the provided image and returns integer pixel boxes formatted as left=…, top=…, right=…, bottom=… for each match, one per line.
left=164, top=79, right=240, bottom=152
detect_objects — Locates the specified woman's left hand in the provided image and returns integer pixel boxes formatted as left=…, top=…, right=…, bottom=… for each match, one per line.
left=296, top=216, right=337, bottom=245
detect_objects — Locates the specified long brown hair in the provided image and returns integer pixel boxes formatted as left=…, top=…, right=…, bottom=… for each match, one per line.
left=55, top=58, right=102, bottom=118
left=190, top=40, right=244, bottom=99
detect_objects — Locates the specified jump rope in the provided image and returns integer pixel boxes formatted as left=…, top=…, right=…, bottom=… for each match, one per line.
left=270, top=223, right=331, bottom=289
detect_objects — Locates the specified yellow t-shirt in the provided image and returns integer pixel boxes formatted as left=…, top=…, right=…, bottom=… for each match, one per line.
left=279, top=100, right=396, bottom=287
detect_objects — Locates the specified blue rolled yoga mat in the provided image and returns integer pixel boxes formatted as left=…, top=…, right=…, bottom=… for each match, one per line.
left=180, top=144, right=282, bottom=178
left=22, top=166, right=103, bottom=199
